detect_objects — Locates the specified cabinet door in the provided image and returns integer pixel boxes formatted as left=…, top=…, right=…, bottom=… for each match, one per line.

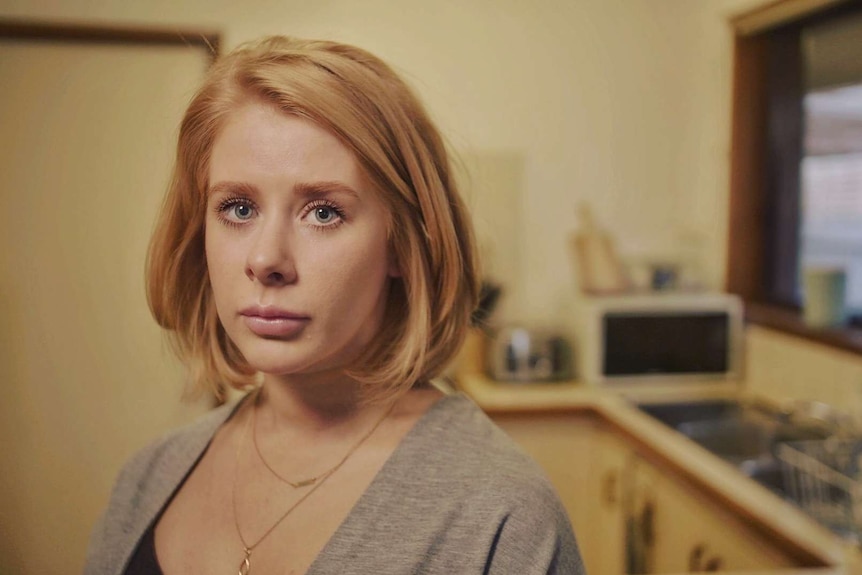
left=493, top=412, right=803, bottom=574
left=490, top=415, right=594, bottom=526
left=592, top=424, right=637, bottom=575
left=633, top=453, right=796, bottom=573
left=492, top=413, right=619, bottom=575
left=0, top=38, right=211, bottom=575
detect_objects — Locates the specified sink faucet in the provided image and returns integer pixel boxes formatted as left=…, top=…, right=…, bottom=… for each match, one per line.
left=778, top=399, right=859, bottom=438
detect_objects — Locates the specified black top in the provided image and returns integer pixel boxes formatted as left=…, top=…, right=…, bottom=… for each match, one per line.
left=124, top=522, right=162, bottom=575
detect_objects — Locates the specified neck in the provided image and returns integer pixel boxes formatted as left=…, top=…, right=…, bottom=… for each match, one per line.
left=256, top=372, right=380, bottom=435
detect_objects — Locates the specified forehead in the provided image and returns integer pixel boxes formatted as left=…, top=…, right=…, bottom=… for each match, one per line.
left=208, top=100, right=365, bottom=188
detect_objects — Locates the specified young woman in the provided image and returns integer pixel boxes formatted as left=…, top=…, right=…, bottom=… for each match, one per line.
left=84, top=36, right=584, bottom=575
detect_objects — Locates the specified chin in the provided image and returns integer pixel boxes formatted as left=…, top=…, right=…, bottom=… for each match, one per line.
left=227, top=322, right=379, bottom=379
left=240, top=349, right=317, bottom=377
left=236, top=341, right=350, bottom=380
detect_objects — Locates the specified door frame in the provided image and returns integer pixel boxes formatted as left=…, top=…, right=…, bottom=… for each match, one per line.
left=0, top=18, right=220, bottom=61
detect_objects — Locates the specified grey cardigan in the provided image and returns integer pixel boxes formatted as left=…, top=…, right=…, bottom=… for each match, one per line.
left=84, top=393, right=585, bottom=574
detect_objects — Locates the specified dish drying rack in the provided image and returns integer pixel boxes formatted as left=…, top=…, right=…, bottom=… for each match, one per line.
left=777, top=438, right=862, bottom=541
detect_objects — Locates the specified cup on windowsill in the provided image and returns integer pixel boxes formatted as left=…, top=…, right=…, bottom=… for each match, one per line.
left=802, top=265, right=847, bottom=328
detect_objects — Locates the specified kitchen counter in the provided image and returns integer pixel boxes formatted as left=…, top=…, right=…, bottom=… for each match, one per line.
left=454, top=372, right=862, bottom=574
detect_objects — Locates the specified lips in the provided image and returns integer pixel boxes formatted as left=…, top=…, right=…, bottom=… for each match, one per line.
left=240, top=306, right=309, bottom=338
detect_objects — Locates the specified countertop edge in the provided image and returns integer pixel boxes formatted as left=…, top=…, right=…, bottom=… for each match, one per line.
left=455, top=373, right=860, bottom=573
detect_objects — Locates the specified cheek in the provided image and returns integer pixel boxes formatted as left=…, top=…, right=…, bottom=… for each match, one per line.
left=204, top=229, right=243, bottom=297
left=318, top=235, right=391, bottom=304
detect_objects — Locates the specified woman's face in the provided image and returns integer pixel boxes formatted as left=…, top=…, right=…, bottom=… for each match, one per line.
left=205, top=100, right=398, bottom=380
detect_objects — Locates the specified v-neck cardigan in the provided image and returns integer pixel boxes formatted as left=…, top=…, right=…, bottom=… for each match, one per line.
left=83, top=393, right=585, bottom=575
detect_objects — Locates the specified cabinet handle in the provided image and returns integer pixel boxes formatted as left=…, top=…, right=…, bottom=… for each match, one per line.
left=688, top=543, right=706, bottom=572
left=602, top=470, right=619, bottom=506
left=640, top=499, right=655, bottom=547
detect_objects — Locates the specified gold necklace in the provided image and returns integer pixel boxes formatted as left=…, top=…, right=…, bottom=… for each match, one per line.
left=232, top=391, right=396, bottom=575
left=251, top=391, right=343, bottom=488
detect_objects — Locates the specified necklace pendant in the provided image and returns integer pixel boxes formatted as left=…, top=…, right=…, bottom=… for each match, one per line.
left=238, top=548, right=251, bottom=575
left=292, top=477, right=317, bottom=488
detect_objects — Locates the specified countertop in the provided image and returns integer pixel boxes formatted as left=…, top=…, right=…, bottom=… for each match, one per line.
left=454, top=372, right=862, bottom=575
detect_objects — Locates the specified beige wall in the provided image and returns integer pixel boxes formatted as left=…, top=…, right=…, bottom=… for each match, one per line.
left=0, top=0, right=721, bottom=325
left=3, top=0, right=862, bottom=571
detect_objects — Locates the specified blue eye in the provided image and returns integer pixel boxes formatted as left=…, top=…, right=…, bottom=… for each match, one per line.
left=233, top=203, right=253, bottom=220
left=302, top=200, right=344, bottom=229
left=306, top=201, right=344, bottom=227
left=214, top=196, right=257, bottom=226
left=314, top=206, right=336, bottom=224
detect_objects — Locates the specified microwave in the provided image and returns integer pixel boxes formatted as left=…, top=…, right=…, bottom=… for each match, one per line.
left=574, top=292, right=743, bottom=386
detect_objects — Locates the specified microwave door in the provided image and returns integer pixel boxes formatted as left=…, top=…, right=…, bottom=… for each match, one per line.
left=603, top=312, right=730, bottom=376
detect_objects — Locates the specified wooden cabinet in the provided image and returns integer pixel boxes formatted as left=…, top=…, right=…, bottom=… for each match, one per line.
left=492, top=411, right=802, bottom=574
left=493, top=412, right=621, bottom=573
left=487, top=414, right=596, bottom=540
left=605, top=428, right=795, bottom=573
left=592, top=422, right=631, bottom=574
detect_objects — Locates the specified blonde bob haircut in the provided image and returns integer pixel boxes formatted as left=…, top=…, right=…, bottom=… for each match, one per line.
left=146, top=36, right=479, bottom=403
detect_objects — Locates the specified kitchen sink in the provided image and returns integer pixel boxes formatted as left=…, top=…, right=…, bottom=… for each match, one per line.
left=637, top=399, right=830, bottom=495
left=677, top=417, right=775, bottom=462
left=638, top=399, right=862, bottom=541
left=637, top=400, right=742, bottom=429
left=739, top=458, right=786, bottom=494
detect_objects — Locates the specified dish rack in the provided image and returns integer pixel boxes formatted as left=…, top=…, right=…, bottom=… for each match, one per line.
left=776, top=438, right=862, bottom=540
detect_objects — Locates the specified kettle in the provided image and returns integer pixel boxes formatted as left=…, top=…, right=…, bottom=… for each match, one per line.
left=487, top=327, right=573, bottom=382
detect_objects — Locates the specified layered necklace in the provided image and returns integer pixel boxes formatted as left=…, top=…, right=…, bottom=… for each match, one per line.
left=232, top=389, right=395, bottom=575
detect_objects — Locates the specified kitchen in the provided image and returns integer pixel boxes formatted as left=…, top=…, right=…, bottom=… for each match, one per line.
left=2, top=0, right=862, bottom=573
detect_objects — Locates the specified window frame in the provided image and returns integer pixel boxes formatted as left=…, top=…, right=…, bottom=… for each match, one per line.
left=727, top=0, right=862, bottom=355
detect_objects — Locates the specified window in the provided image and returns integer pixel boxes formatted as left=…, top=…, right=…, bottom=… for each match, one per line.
left=802, top=85, right=862, bottom=310
left=728, top=0, right=862, bottom=353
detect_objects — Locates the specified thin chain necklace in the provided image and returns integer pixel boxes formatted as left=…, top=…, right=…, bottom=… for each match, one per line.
left=232, top=390, right=396, bottom=575
left=251, top=391, right=342, bottom=488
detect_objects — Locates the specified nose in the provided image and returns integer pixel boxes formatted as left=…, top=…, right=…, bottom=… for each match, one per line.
left=245, top=219, right=297, bottom=287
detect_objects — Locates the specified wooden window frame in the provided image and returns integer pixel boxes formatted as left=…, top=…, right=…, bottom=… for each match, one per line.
left=727, top=0, right=862, bottom=355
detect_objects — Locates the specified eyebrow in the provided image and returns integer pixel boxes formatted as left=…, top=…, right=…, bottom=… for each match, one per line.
left=206, top=181, right=256, bottom=197
left=206, top=180, right=360, bottom=199
left=294, top=181, right=360, bottom=199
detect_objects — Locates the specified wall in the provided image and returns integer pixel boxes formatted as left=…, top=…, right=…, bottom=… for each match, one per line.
left=0, top=0, right=714, bottom=327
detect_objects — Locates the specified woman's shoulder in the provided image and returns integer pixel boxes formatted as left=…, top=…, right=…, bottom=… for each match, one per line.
left=107, top=398, right=241, bottom=515
left=84, top=399, right=242, bottom=574
left=388, top=391, right=571, bottom=524
left=117, top=399, right=238, bottom=484
left=432, top=396, right=584, bottom=572
left=408, top=393, right=554, bottom=488
left=324, top=392, right=586, bottom=574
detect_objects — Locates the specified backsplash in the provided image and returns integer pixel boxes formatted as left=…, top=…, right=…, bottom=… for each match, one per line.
left=745, top=325, right=862, bottom=422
